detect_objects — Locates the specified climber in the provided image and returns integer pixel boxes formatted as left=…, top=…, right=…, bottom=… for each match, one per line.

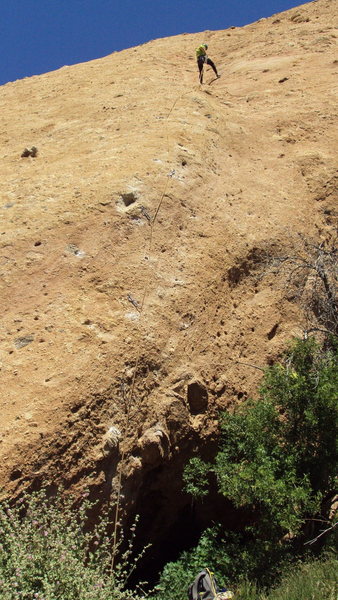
left=195, top=43, right=219, bottom=84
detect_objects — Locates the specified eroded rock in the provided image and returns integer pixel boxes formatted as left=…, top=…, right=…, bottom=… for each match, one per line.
left=137, top=425, right=170, bottom=465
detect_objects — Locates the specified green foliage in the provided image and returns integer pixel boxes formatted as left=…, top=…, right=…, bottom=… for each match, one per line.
left=154, top=535, right=337, bottom=600
left=261, top=552, right=337, bottom=600
left=154, top=526, right=292, bottom=600
left=154, top=527, right=226, bottom=600
left=183, top=457, right=210, bottom=498
left=0, top=489, right=144, bottom=600
left=185, top=338, right=337, bottom=541
left=261, top=337, right=337, bottom=494
left=232, top=553, right=337, bottom=599
left=170, top=337, right=338, bottom=596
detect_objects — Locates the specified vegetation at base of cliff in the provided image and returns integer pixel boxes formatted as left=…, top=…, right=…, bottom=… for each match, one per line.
left=0, top=338, right=336, bottom=599
left=185, top=337, right=337, bottom=537
left=0, top=490, right=146, bottom=600
left=155, top=551, right=337, bottom=600
left=237, top=553, right=337, bottom=599
left=155, top=337, right=337, bottom=599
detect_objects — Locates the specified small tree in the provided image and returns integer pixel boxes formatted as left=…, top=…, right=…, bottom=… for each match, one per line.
left=184, top=337, right=337, bottom=545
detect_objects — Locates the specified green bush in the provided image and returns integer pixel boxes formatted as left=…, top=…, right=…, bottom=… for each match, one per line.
left=154, top=527, right=231, bottom=600
left=0, top=489, right=144, bottom=600
left=153, top=526, right=291, bottom=600
left=184, top=338, right=337, bottom=543
left=154, top=337, right=337, bottom=597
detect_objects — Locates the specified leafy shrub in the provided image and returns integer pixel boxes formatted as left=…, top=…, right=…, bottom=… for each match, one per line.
left=154, top=525, right=292, bottom=600
left=184, top=338, right=337, bottom=542
left=154, top=527, right=230, bottom=600
left=0, top=489, right=144, bottom=600
left=156, top=337, right=338, bottom=595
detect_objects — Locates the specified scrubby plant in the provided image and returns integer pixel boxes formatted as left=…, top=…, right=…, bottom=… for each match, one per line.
left=154, top=527, right=224, bottom=600
left=259, top=552, right=337, bottom=600
left=0, top=488, right=146, bottom=600
left=234, top=552, right=337, bottom=600
left=154, top=337, right=337, bottom=599
left=184, top=338, right=337, bottom=542
left=153, top=526, right=292, bottom=600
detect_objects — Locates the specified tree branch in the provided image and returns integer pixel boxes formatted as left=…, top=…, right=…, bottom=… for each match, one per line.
left=304, top=521, right=337, bottom=546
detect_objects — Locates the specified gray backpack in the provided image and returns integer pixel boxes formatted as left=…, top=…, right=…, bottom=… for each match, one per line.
left=188, top=568, right=219, bottom=600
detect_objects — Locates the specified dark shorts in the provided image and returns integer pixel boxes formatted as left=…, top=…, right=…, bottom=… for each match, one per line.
left=197, top=55, right=217, bottom=75
left=197, top=55, right=206, bottom=69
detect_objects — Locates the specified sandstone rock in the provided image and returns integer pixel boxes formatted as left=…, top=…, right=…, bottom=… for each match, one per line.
left=137, top=425, right=170, bottom=465
left=102, top=426, right=122, bottom=457
left=0, top=1, right=336, bottom=521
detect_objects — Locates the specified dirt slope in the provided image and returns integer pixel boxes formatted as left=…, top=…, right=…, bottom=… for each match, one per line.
left=0, top=0, right=337, bottom=540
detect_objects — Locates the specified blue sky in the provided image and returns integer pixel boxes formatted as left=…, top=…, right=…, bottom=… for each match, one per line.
left=1, top=0, right=305, bottom=86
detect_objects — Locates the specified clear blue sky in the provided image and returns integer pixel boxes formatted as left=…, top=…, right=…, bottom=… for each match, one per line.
left=1, top=0, right=305, bottom=86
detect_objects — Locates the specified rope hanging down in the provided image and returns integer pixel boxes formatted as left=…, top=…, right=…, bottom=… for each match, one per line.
left=111, top=87, right=192, bottom=568
left=111, top=80, right=217, bottom=566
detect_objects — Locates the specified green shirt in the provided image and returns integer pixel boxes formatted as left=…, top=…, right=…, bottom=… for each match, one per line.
left=196, top=45, right=207, bottom=58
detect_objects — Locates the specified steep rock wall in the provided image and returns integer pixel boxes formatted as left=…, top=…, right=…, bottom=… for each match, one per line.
left=0, top=0, right=337, bottom=557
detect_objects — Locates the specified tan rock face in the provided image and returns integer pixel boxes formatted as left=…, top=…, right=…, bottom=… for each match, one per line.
left=0, top=0, right=336, bottom=545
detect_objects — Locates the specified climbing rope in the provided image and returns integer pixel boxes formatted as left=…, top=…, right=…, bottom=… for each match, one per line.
left=110, top=78, right=218, bottom=567
left=110, top=87, right=191, bottom=568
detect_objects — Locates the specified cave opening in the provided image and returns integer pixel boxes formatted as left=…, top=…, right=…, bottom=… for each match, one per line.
left=124, top=460, right=244, bottom=588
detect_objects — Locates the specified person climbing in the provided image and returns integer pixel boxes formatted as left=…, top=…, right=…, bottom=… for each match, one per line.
left=195, top=43, right=219, bottom=84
